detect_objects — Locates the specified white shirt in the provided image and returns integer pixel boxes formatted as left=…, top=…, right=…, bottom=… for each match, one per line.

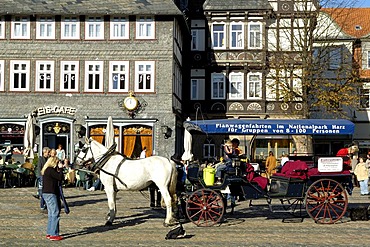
left=140, top=150, right=146, bottom=159
left=281, top=156, right=289, bottom=166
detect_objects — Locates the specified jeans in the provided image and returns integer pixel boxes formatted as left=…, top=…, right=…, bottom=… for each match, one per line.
left=43, top=193, right=61, bottom=236
left=216, top=160, right=232, bottom=178
left=37, top=176, right=46, bottom=209
left=92, top=178, right=101, bottom=188
left=359, top=178, right=369, bottom=195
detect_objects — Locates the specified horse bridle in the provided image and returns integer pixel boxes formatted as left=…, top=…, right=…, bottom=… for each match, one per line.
left=75, top=141, right=127, bottom=190
left=74, top=144, right=95, bottom=168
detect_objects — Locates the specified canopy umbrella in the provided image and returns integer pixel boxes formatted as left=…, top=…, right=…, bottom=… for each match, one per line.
left=23, top=114, right=35, bottom=159
left=105, top=116, right=115, bottom=148
left=181, top=118, right=193, bottom=162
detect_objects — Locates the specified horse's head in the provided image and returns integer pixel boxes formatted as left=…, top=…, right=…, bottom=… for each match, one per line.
left=74, top=139, right=95, bottom=168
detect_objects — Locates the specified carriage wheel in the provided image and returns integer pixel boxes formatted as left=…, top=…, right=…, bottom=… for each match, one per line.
left=305, top=179, right=348, bottom=224
left=186, top=188, right=225, bottom=227
left=280, top=198, right=306, bottom=217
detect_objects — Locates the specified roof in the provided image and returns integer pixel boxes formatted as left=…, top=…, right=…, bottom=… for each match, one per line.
left=322, top=8, right=370, bottom=38
left=203, top=0, right=272, bottom=11
left=184, top=119, right=355, bottom=135
left=0, top=0, right=182, bottom=15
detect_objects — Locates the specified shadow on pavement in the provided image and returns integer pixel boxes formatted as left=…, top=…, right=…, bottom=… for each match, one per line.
left=61, top=213, right=148, bottom=239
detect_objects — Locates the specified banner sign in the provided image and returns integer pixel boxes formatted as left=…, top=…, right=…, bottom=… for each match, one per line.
left=184, top=119, right=355, bottom=135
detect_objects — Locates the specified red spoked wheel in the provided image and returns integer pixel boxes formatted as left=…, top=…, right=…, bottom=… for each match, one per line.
left=305, top=179, right=348, bottom=224
left=186, top=188, right=225, bottom=227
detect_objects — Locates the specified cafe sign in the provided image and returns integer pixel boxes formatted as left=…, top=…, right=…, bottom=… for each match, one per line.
left=37, top=106, right=77, bottom=116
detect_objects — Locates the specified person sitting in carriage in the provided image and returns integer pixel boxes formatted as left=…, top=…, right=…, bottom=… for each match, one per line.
left=336, top=142, right=359, bottom=171
left=215, top=139, right=241, bottom=185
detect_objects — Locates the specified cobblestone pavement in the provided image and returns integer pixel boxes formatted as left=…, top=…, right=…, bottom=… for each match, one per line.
left=0, top=186, right=370, bottom=247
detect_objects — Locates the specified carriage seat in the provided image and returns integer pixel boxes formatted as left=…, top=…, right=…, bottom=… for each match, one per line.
left=243, top=163, right=268, bottom=190
left=272, top=160, right=308, bottom=181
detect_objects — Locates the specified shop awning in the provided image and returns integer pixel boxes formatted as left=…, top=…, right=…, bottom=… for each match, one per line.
left=184, top=119, right=355, bottom=135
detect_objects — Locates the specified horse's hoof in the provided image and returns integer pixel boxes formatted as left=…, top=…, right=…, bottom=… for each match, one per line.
left=105, top=221, right=113, bottom=226
left=163, top=220, right=178, bottom=227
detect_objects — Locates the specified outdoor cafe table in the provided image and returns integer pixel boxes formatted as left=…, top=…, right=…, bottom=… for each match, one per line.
left=0, top=163, right=19, bottom=188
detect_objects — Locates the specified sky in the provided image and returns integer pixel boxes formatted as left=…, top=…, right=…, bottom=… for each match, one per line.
left=354, top=0, right=370, bottom=7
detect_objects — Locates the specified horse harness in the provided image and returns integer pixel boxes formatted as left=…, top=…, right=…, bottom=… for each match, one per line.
left=86, top=143, right=128, bottom=192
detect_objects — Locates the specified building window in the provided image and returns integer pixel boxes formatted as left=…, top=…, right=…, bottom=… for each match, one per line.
left=0, top=60, right=4, bottom=91
left=135, top=61, right=154, bottom=92
left=11, top=16, right=30, bottom=39
left=136, top=16, right=154, bottom=39
left=191, top=78, right=205, bottom=100
left=85, top=17, right=104, bottom=40
left=36, top=61, right=54, bottom=92
left=212, top=23, right=225, bottom=49
left=211, top=73, right=225, bottom=99
left=203, top=143, right=215, bottom=159
left=360, top=88, right=370, bottom=109
left=247, top=72, right=262, bottom=99
left=0, top=17, right=5, bottom=39
left=229, top=72, right=244, bottom=99
left=109, top=61, right=129, bottom=92
left=191, top=30, right=199, bottom=50
left=328, top=47, right=342, bottom=70
left=230, top=22, right=244, bottom=49
left=61, top=17, right=80, bottom=40
left=36, top=17, right=55, bottom=39
left=10, top=60, right=30, bottom=91
left=110, top=17, right=129, bottom=39
left=248, top=22, right=262, bottom=49
left=367, top=51, right=370, bottom=69
left=60, top=61, right=79, bottom=92
left=85, top=61, right=103, bottom=92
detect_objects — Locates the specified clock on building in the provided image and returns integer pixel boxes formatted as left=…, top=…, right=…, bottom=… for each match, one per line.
left=123, top=94, right=139, bottom=111
left=278, top=0, right=293, bottom=13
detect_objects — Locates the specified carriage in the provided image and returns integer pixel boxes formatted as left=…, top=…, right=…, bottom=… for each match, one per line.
left=182, top=118, right=356, bottom=226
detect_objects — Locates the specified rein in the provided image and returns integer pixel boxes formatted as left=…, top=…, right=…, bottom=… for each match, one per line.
left=79, top=142, right=127, bottom=190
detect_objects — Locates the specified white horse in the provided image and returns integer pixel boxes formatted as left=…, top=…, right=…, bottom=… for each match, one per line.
left=74, top=138, right=178, bottom=226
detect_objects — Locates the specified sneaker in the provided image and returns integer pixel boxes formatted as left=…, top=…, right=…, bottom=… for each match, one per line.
left=215, top=180, right=222, bottom=185
left=46, top=235, right=50, bottom=239
left=33, top=195, right=40, bottom=199
left=49, top=235, right=63, bottom=241
left=87, top=187, right=95, bottom=192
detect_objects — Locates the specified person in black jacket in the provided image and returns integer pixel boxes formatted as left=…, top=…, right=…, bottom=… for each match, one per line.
left=34, top=147, right=50, bottom=210
left=41, top=156, right=64, bottom=241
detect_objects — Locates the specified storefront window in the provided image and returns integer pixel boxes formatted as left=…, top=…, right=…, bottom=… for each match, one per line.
left=122, top=125, right=152, bottom=159
left=0, top=124, right=24, bottom=148
left=89, top=124, right=119, bottom=145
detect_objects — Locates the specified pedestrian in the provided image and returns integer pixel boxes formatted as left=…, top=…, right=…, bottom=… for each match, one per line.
left=281, top=153, right=289, bottom=166
left=366, top=152, right=370, bottom=180
left=265, top=151, right=277, bottom=179
left=50, top=148, right=57, bottom=158
left=354, top=157, right=369, bottom=196
left=56, top=144, right=65, bottom=162
left=41, top=156, right=65, bottom=241
left=34, top=147, right=50, bottom=211
left=149, top=183, right=161, bottom=209
left=87, top=176, right=102, bottom=192
left=140, top=146, right=147, bottom=159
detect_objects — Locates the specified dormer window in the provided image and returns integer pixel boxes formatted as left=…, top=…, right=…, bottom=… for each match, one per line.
left=11, top=16, right=30, bottom=39
left=36, top=17, right=55, bottom=39
left=355, top=25, right=362, bottom=30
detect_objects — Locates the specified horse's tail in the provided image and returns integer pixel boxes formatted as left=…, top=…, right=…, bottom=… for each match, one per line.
left=168, top=160, right=178, bottom=204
